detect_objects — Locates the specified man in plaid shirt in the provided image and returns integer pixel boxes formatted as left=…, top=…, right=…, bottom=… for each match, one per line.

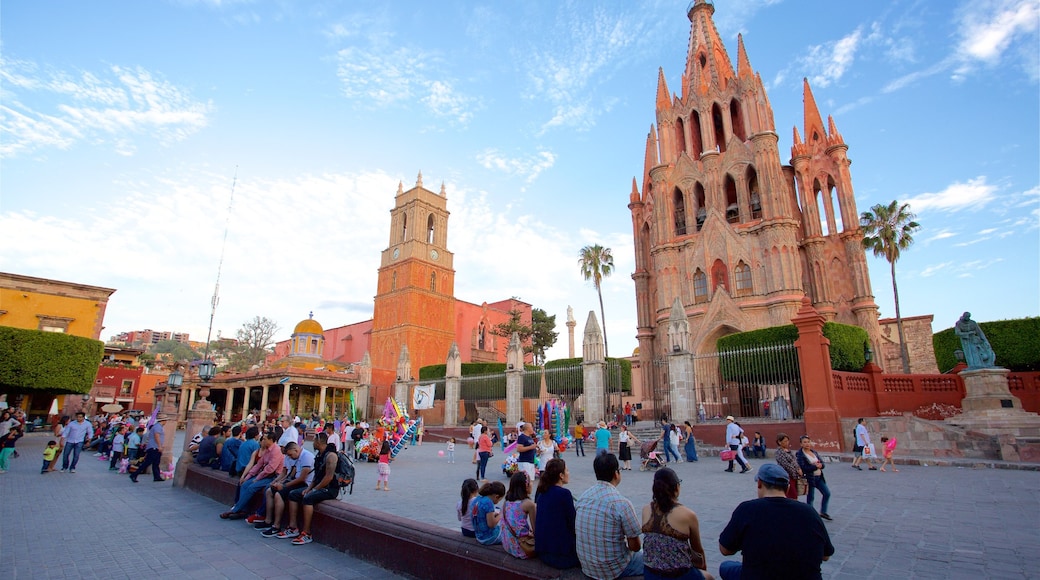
left=575, top=453, right=644, bottom=579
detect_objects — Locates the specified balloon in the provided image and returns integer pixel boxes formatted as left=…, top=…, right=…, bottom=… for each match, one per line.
left=438, top=450, right=445, bottom=457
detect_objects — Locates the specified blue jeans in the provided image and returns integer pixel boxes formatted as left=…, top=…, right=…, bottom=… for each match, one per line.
left=574, top=438, right=585, bottom=456
left=477, top=451, right=490, bottom=479
left=231, top=474, right=276, bottom=513
left=719, top=560, right=742, bottom=580
left=132, top=448, right=163, bottom=481
left=663, top=441, right=680, bottom=463
left=618, top=551, right=645, bottom=578
left=806, top=474, right=831, bottom=514
left=62, top=442, right=83, bottom=469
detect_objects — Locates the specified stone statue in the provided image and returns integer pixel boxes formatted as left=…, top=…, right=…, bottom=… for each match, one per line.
left=567, top=306, right=574, bottom=323
left=954, top=312, right=996, bottom=369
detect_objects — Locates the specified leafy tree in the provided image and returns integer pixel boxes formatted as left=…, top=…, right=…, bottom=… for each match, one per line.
left=530, top=308, right=559, bottom=365
left=861, top=201, right=920, bottom=373
left=150, top=340, right=199, bottom=363
left=578, top=244, right=614, bottom=357
left=490, top=308, right=533, bottom=346
left=229, top=316, right=279, bottom=371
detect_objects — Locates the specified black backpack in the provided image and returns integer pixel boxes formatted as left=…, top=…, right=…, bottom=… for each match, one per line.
left=333, top=450, right=355, bottom=495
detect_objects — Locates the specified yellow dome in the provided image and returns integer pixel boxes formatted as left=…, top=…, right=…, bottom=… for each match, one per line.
left=294, top=313, right=323, bottom=335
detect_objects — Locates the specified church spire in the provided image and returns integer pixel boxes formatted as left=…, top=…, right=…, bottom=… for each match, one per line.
left=416, top=171, right=423, bottom=189
left=736, top=34, right=754, bottom=80
left=827, top=115, right=844, bottom=143
left=630, top=177, right=640, bottom=204
left=684, top=0, right=735, bottom=94
left=644, top=124, right=660, bottom=178
left=802, top=78, right=826, bottom=144
left=655, top=68, right=672, bottom=111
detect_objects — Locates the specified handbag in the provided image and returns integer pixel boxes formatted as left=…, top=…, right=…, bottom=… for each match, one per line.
left=720, top=450, right=736, bottom=461
left=796, top=477, right=808, bottom=496
left=503, top=509, right=536, bottom=557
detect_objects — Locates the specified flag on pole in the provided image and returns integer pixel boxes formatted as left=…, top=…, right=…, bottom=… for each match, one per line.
left=412, top=384, right=435, bottom=410
left=350, top=391, right=357, bottom=422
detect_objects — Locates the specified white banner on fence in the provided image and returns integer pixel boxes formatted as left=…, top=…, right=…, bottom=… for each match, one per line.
left=412, top=384, right=435, bottom=409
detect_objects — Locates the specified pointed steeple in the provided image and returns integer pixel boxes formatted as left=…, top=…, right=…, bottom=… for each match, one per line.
left=630, top=177, right=640, bottom=204
left=440, top=181, right=446, bottom=196
left=827, top=115, right=844, bottom=143
left=416, top=171, right=423, bottom=189
left=802, top=78, right=826, bottom=144
left=656, top=68, right=672, bottom=111
left=644, top=124, right=660, bottom=177
left=397, top=181, right=403, bottom=195
left=736, top=34, right=754, bottom=80
left=793, top=126, right=803, bottom=146
left=684, top=0, right=735, bottom=94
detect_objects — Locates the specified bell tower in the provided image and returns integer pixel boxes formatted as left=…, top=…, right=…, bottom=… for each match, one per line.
left=370, top=172, right=457, bottom=379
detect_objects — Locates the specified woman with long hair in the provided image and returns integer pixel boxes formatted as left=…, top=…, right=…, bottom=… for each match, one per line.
left=774, top=433, right=803, bottom=500
left=682, top=421, right=698, bottom=461
left=534, top=458, right=579, bottom=569
left=640, top=468, right=714, bottom=580
left=500, top=471, right=537, bottom=559
left=618, top=424, right=639, bottom=470
left=796, top=435, right=832, bottom=520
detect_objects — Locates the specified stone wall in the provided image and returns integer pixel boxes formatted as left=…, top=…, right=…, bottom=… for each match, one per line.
left=878, top=315, right=939, bottom=374
left=843, top=414, right=1001, bottom=460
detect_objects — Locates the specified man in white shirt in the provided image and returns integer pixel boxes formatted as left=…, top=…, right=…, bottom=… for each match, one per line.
left=724, top=416, right=750, bottom=474
left=324, top=423, right=341, bottom=452
left=277, top=416, right=299, bottom=449
left=851, top=418, right=877, bottom=471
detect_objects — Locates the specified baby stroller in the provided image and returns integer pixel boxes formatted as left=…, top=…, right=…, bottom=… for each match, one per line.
left=640, top=440, right=663, bottom=472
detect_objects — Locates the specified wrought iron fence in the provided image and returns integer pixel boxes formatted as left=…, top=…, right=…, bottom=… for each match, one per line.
left=693, top=342, right=802, bottom=420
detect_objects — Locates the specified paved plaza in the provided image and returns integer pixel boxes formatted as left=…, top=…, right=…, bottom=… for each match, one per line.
left=2, top=429, right=1038, bottom=579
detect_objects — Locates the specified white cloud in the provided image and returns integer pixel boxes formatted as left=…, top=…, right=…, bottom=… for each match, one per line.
left=335, top=47, right=477, bottom=124
left=476, top=149, right=557, bottom=183
left=0, top=59, right=212, bottom=157
left=904, top=177, right=997, bottom=213
left=803, top=27, right=863, bottom=87
left=954, top=0, right=1039, bottom=78
left=919, top=262, right=953, bottom=277
left=925, top=229, right=958, bottom=243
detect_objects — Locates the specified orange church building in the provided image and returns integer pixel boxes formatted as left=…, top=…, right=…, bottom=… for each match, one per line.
left=272, top=173, right=532, bottom=391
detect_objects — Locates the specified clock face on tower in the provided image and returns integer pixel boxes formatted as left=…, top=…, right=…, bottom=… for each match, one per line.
left=392, top=247, right=400, bottom=260
left=430, top=249, right=439, bottom=261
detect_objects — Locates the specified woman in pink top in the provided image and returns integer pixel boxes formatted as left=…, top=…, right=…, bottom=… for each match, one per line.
left=476, top=425, right=494, bottom=481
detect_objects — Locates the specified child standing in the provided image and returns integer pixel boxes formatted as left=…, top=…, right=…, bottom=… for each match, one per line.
left=109, top=424, right=127, bottom=471
left=0, top=427, right=21, bottom=473
left=42, top=440, right=60, bottom=474
left=447, top=437, right=456, bottom=463
left=375, top=439, right=392, bottom=491
left=880, top=436, right=899, bottom=472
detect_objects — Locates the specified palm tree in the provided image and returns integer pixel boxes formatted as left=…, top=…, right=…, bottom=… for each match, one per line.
left=578, top=244, right=614, bottom=357
left=860, top=201, right=920, bottom=374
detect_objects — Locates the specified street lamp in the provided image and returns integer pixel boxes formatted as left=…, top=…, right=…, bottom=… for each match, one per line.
left=168, top=370, right=184, bottom=389
left=197, top=360, right=216, bottom=382
left=863, top=343, right=874, bottom=363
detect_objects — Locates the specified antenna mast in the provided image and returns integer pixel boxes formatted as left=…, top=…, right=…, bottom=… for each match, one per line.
left=203, top=167, right=238, bottom=363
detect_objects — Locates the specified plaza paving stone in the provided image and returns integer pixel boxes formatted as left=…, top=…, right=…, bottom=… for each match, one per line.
left=3, top=428, right=1038, bottom=579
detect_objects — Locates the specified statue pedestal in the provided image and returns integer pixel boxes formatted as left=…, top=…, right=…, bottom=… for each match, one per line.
left=946, top=368, right=1040, bottom=461
left=173, top=400, right=216, bottom=488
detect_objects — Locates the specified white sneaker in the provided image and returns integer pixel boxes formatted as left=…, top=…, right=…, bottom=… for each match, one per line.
left=60, top=469, right=67, bottom=473
left=70, top=469, right=77, bottom=473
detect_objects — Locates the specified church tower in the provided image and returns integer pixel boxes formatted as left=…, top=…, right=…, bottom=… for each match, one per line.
left=369, top=172, right=457, bottom=380
left=629, top=0, right=882, bottom=386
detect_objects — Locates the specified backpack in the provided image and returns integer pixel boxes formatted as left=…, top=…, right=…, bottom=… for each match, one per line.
left=333, top=450, right=355, bottom=495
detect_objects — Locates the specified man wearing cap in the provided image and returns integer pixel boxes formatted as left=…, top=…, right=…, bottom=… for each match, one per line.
left=131, top=415, right=167, bottom=483
left=718, top=464, right=834, bottom=580
left=515, top=422, right=538, bottom=483
left=724, top=416, right=750, bottom=474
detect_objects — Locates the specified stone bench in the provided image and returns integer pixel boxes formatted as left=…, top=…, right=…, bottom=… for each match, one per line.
left=183, top=464, right=596, bottom=579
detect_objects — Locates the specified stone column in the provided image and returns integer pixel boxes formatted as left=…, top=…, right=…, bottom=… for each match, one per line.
left=566, top=305, right=576, bottom=358
left=240, top=387, right=250, bottom=422
left=395, top=346, right=412, bottom=409
left=186, top=387, right=197, bottom=410
left=506, top=333, right=524, bottom=425
left=279, top=384, right=291, bottom=418
left=174, top=380, right=215, bottom=488
left=357, top=352, right=373, bottom=421
left=444, top=342, right=462, bottom=427
left=666, top=298, right=696, bottom=423
left=582, top=311, right=606, bottom=424
left=260, top=385, right=270, bottom=422
left=318, top=386, right=328, bottom=416
left=792, top=297, right=842, bottom=451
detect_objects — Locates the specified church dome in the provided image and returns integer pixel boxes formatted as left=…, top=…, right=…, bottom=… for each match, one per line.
left=294, top=312, right=323, bottom=335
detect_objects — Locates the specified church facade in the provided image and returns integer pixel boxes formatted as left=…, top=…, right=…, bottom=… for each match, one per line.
left=629, top=1, right=885, bottom=396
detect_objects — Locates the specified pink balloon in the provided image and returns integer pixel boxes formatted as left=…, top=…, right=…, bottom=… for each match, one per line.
left=438, top=450, right=445, bottom=456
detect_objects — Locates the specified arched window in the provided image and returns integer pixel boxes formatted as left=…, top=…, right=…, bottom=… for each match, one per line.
left=725, top=175, right=739, bottom=223
left=401, top=214, right=408, bottom=241
left=676, top=117, right=687, bottom=156
left=814, top=179, right=829, bottom=236
left=430, top=272, right=437, bottom=292
left=747, top=166, right=761, bottom=219
left=391, top=271, right=397, bottom=291
left=735, top=261, right=753, bottom=296
left=827, top=177, right=844, bottom=234
left=712, top=103, right=726, bottom=153
left=673, top=188, right=687, bottom=236
left=694, top=183, right=706, bottom=231
left=690, top=111, right=703, bottom=160
left=639, top=223, right=651, bottom=271
left=730, top=99, right=746, bottom=141
left=427, top=214, right=435, bottom=243
left=693, top=270, right=708, bottom=303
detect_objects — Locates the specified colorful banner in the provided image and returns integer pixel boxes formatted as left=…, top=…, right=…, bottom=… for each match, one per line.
left=412, top=384, right=435, bottom=410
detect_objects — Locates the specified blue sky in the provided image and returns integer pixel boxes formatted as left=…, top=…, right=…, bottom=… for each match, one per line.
left=2, top=0, right=1037, bottom=363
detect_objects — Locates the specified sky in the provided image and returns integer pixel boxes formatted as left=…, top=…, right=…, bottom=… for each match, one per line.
left=2, top=0, right=1037, bottom=365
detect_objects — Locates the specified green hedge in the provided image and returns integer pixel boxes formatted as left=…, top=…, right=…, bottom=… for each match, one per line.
left=0, top=327, right=105, bottom=394
left=716, top=322, right=869, bottom=381
left=933, top=317, right=1040, bottom=372
left=542, top=357, right=632, bottom=395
